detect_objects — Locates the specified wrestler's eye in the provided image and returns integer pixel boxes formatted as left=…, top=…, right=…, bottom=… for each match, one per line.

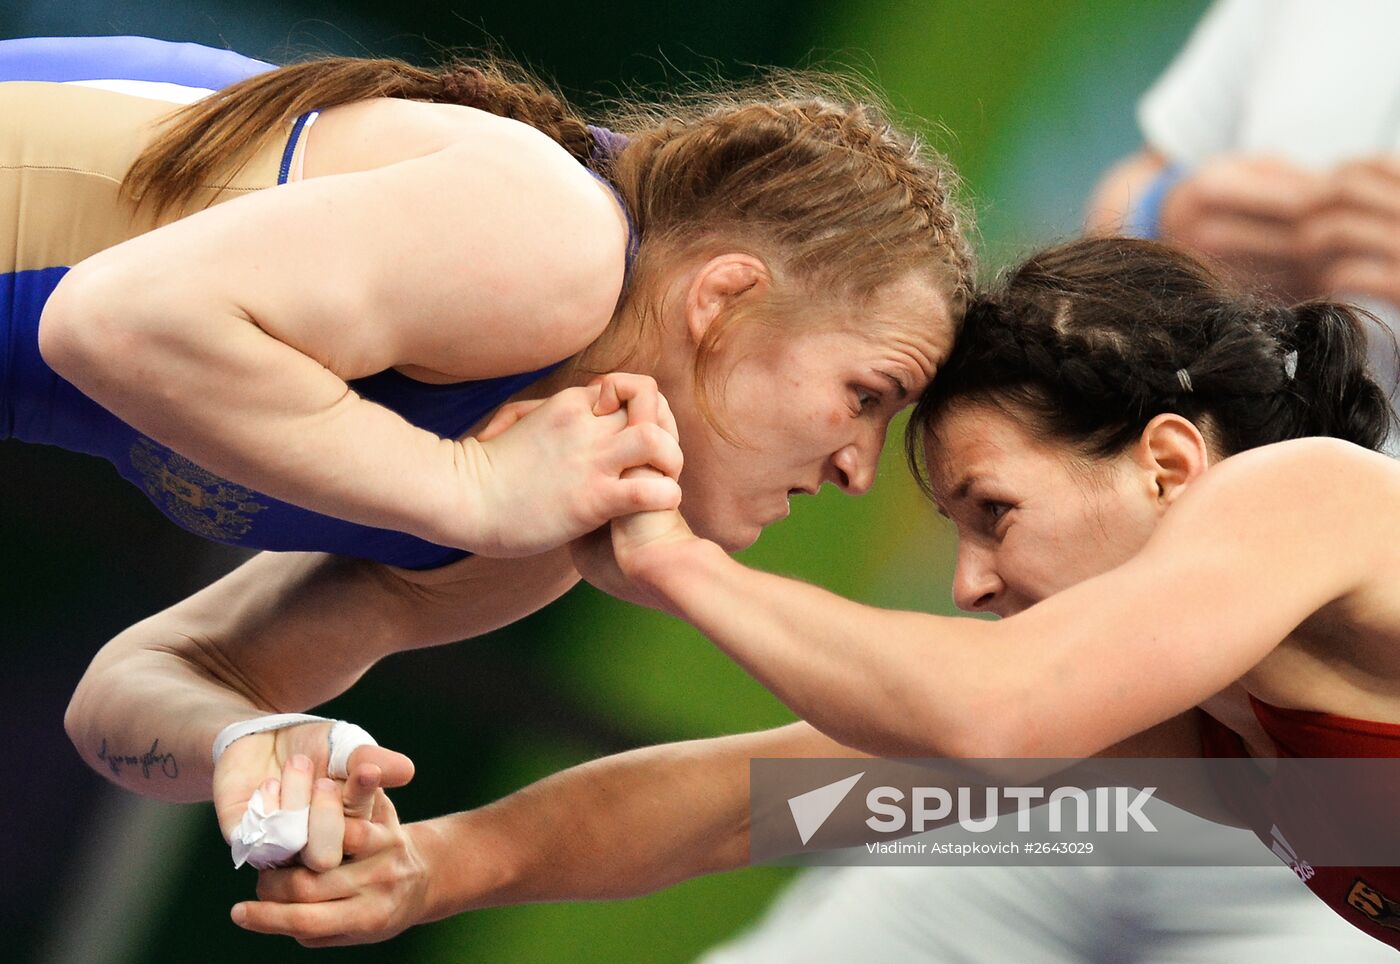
left=851, top=387, right=882, bottom=415
left=982, top=500, right=1013, bottom=533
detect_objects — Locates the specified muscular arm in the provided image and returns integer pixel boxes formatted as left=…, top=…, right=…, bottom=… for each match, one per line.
left=421, top=709, right=1225, bottom=912
left=65, top=547, right=579, bottom=802
left=39, top=109, right=628, bottom=551
left=621, top=440, right=1392, bottom=760
left=414, top=722, right=852, bottom=913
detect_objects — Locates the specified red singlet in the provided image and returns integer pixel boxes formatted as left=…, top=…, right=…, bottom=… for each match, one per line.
left=1200, top=698, right=1400, bottom=951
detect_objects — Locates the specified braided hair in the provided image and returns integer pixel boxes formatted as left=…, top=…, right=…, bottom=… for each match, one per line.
left=905, top=237, right=1397, bottom=493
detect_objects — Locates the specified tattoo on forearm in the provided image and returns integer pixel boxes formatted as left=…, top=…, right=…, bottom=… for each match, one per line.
left=97, top=738, right=180, bottom=779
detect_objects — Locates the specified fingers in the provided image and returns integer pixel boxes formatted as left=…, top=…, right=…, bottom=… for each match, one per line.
left=343, top=764, right=382, bottom=821
left=591, top=373, right=678, bottom=439
left=1188, top=212, right=1304, bottom=264
left=342, top=812, right=374, bottom=856
left=343, top=792, right=400, bottom=856
left=1189, top=157, right=1326, bottom=222
left=346, top=744, right=415, bottom=790
left=257, top=864, right=356, bottom=904
left=597, top=431, right=684, bottom=517
left=213, top=730, right=282, bottom=840
left=1320, top=256, right=1400, bottom=304
left=259, top=777, right=282, bottom=813
left=232, top=898, right=352, bottom=942
left=369, top=788, right=400, bottom=828
left=1323, top=159, right=1400, bottom=221
left=614, top=476, right=683, bottom=514
left=238, top=806, right=409, bottom=945
left=1303, top=162, right=1400, bottom=301
left=592, top=372, right=650, bottom=422
left=279, top=754, right=313, bottom=813
left=301, top=778, right=345, bottom=872
left=1303, top=209, right=1396, bottom=263
left=611, top=502, right=690, bottom=549
left=605, top=422, right=684, bottom=481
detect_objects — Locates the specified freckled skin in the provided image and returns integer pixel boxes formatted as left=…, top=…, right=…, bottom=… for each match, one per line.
left=660, top=273, right=955, bottom=551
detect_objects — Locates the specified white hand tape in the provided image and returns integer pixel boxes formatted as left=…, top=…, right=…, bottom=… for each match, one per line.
left=214, top=714, right=381, bottom=869
left=212, top=714, right=378, bottom=779
left=327, top=720, right=378, bottom=781
left=230, top=788, right=309, bottom=870
left=212, top=713, right=329, bottom=767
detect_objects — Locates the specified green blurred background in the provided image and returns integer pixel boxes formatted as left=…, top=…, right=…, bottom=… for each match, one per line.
left=0, top=2, right=1207, bottom=961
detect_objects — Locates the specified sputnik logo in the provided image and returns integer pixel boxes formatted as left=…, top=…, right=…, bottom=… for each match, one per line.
left=787, top=773, right=864, bottom=845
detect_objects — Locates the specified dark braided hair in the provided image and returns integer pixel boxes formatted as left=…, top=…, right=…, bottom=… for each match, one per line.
left=905, top=237, right=1397, bottom=493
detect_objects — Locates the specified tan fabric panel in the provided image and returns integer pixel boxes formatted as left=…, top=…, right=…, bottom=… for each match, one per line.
left=0, top=81, right=291, bottom=273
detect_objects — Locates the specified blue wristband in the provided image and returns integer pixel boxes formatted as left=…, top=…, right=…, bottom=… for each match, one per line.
left=1124, top=163, right=1188, bottom=239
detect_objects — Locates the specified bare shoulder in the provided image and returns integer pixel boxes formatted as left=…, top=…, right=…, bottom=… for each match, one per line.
left=1181, top=437, right=1395, bottom=522
left=305, top=100, right=630, bottom=371
left=430, top=112, right=631, bottom=331
left=1152, top=438, right=1398, bottom=591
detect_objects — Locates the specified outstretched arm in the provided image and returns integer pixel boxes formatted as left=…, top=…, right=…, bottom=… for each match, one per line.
left=234, top=721, right=854, bottom=945
left=232, top=703, right=1226, bottom=946
left=585, top=440, right=1392, bottom=760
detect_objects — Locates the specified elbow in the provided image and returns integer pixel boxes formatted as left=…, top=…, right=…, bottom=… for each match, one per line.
left=936, top=679, right=1039, bottom=759
left=63, top=664, right=101, bottom=762
left=936, top=714, right=1034, bottom=761
left=39, top=260, right=138, bottom=382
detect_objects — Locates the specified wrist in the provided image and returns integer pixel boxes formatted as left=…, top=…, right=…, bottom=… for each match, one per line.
left=442, top=437, right=494, bottom=553
left=407, top=809, right=531, bottom=920
left=629, top=535, right=729, bottom=618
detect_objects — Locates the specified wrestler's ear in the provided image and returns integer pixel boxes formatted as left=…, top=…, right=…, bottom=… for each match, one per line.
left=1132, top=413, right=1210, bottom=509
left=683, top=254, right=771, bottom=346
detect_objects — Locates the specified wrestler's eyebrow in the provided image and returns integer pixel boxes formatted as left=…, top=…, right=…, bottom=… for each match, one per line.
left=933, top=474, right=979, bottom=518
left=876, top=370, right=910, bottom=400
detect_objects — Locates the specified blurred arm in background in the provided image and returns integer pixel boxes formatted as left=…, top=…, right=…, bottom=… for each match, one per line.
left=1085, top=0, right=1400, bottom=409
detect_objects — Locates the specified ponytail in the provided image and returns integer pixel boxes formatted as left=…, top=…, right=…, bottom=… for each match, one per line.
left=1284, top=302, right=1397, bottom=450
